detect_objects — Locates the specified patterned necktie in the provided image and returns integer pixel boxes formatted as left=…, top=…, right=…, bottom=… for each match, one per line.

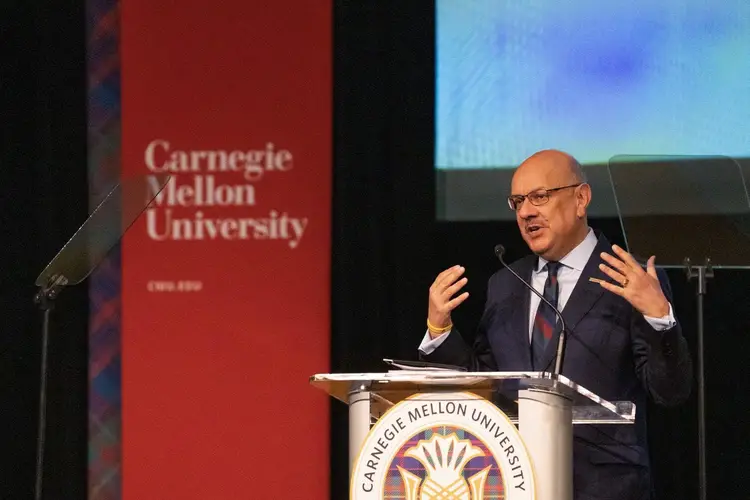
left=531, top=261, right=562, bottom=370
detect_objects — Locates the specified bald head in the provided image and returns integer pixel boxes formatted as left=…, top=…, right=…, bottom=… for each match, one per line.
left=515, top=149, right=586, bottom=185
left=510, top=149, right=592, bottom=261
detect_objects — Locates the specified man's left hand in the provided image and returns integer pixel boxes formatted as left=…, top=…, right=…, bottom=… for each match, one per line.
left=596, top=245, right=670, bottom=318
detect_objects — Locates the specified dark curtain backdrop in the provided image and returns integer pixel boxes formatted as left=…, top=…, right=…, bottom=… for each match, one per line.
left=2, top=1, right=749, bottom=499
left=1, top=1, right=89, bottom=498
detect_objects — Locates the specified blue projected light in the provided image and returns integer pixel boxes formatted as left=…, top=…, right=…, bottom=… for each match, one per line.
left=436, top=0, right=750, bottom=169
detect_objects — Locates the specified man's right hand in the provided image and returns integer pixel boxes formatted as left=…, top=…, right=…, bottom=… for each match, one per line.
left=428, top=265, right=470, bottom=338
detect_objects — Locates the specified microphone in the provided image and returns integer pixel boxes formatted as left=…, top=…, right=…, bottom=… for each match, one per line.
left=493, top=244, right=568, bottom=378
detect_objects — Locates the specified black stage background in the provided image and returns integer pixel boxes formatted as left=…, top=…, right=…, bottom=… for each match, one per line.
left=1, top=0, right=89, bottom=498
left=2, top=1, right=749, bottom=498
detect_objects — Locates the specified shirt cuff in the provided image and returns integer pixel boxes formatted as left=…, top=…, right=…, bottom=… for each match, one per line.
left=643, top=302, right=676, bottom=331
left=418, top=329, right=452, bottom=355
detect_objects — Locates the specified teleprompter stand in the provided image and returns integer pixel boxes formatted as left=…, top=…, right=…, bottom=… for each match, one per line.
left=31, top=174, right=169, bottom=500
left=608, top=155, right=750, bottom=500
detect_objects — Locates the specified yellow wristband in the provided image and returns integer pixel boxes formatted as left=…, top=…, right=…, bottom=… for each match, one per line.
left=427, top=319, right=453, bottom=334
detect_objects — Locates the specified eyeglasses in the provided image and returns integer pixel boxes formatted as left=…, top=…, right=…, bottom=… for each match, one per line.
left=507, top=183, right=583, bottom=211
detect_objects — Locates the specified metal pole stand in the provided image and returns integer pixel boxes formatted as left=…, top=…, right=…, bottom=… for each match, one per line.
left=685, top=257, right=713, bottom=500
left=32, top=273, right=67, bottom=500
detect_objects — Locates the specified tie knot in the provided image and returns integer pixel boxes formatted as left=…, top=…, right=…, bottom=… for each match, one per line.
left=546, top=261, right=562, bottom=276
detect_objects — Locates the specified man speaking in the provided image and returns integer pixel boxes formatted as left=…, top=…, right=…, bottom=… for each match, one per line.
left=419, top=150, right=692, bottom=500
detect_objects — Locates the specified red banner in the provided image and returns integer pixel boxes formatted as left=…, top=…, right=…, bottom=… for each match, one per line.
left=120, top=3, right=331, bottom=498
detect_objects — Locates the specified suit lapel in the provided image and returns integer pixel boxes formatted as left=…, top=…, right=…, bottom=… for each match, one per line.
left=508, top=257, right=535, bottom=370
left=538, top=234, right=612, bottom=372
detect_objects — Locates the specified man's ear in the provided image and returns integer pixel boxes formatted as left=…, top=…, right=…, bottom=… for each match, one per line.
left=576, top=183, right=592, bottom=218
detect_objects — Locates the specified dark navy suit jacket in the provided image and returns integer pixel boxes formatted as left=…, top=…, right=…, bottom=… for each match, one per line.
left=421, top=233, right=692, bottom=500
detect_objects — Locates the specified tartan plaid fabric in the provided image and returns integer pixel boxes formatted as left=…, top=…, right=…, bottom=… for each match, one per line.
left=87, top=0, right=123, bottom=497
left=384, top=426, right=505, bottom=499
left=531, top=261, right=561, bottom=370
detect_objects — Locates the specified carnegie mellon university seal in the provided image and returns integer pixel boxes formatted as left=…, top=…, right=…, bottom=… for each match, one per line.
left=351, top=392, right=535, bottom=500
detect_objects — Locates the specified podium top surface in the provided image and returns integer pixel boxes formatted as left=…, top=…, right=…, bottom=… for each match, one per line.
left=310, top=371, right=635, bottom=424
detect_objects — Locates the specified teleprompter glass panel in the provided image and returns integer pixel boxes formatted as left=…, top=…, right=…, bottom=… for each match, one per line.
left=607, top=155, right=750, bottom=269
left=35, top=174, right=170, bottom=287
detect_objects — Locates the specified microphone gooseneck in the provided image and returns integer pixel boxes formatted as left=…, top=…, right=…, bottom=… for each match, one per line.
left=494, top=244, right=568, bottom=379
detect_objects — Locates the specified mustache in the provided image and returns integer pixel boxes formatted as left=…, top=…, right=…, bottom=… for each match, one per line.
left=523, top=218, right=547, bottom=229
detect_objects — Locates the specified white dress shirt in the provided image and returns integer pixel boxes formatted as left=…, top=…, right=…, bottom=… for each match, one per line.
left=419, top=228, right=676, bottom=355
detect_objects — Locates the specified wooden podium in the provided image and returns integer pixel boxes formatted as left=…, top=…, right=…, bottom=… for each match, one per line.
left=311, top=370, right=635, bottom=500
